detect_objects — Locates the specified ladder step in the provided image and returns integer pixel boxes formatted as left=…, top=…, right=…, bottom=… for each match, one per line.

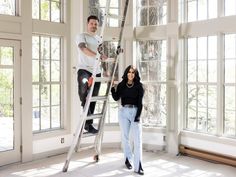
left=103, top=57, right=116, bottom=62
left=77, top=145, right=95, bottom=152
left=95, top=77, right=111, bottom=82
left=86, top=113, right=103, bottom=120
left=82, top=132, right=99, bottom=138
left=90, top=96, right=107, bottom=102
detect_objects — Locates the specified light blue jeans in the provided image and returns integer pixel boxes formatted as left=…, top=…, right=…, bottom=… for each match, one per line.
left=118, top=106, right=142, bottom=172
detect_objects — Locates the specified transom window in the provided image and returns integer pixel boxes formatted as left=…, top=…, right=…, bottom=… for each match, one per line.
left=137, top=40, right=167, bottom=127
left=137, top=0, right=167, bottom=26
left=187, top=0, right=217, bottom=22
left=0, top=0, right=17, bottom=16
left=32, top=35, right=62, bottom=132
left=225, top=0, right=236, bottom=16
left=88, top=0, right=119, bottom=27
left=32, top=0, right=63, bottom=22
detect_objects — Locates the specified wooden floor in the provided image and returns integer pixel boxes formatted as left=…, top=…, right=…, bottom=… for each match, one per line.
left=0, top=148, right=236, bottom=177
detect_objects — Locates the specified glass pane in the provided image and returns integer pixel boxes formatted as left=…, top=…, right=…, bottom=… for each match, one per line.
left=51, top=84, right=60, bottom=105
left=149, top=7, right=158, bottom=25
left=139, top=62, right=148, bottom=81
left=198, top=37, right=207, bottom=59
left=198, top=107, right=207, bottom=132
left=149, top=61, right=158, bottom=81
left=51, top=61, right=60, bottom=81
left=108, top=8, right=118, bottom=27
left=224, top=86, right=235, bottom=136
left=0, top=47, right=13, bottom=65
left=0, top=0, right=15, bottom=15
left=0, top=69, right=13, bottom=151
left=40, top=60, right=50, bottom=82
left=208, top=108, right=217, bottom=134
left=32, top=36, right=39, bottom=59
left=32, top=108, right=40, bottom=131
left=41, top=107, right=50, bottom=130
left=33, top=85, right=39, bottom=107
left=188, top=38, right=197, bottom=60
left=187, top=85, right=197, bottom=130
left=41, top=0, right=50, bottom=21
left=41, top=85, right=50, bottom=106
left=208, top=36, right=217, bottom=59
left=32, top=60, right=39, bottom=82
left=160, top=61, right=166, bottom=81
left=188, top=0, right=197, bottom=22
left=198, top=0, right=207, bottom=20
left=51, top=38, right=60, bottom=60
left=52, top=106, right=60, bottom=128
left=225, top=34, right=236, bottom=59
left=225, top=0, right=236, bottom=16
left=225, top=86, right=235, bottom=111
left=32, top=0, right=39, bottom=19
left=224, top=111, right=236, bottom=135
left=110, top=0, right=118, bottom=7
left=187, top=108, right=197, bottom=130
left=188, top=61, right=196, bottom=82
left=208, top=86, right=217, bottom=109
left=208, top=60, right=217, bottom=83
left=106, top=96, right=118, bottom=123
left=198, top=85, right=207, bottom=108
left=208, top=0, right=217, bottom=19
left=149, top=0, right=158, bottom=6
left=138, top=7, right=148, bottom=26
left=225, top=60, right=235, bottom=83
left=138, top=0, right=148, bottom=6
left=41, top=37, right=50, bottom=59
left=198, top=60, right=207, bottom=82
left=51, top=1, right=60, bottom=22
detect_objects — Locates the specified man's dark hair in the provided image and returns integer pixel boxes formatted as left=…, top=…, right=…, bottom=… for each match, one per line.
left=87, top=15, right=99, bottom=23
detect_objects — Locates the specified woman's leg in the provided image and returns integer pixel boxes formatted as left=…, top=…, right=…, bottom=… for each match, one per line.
left=118, top=107, right=132, bottom=162
left=131, top=117, right=143, bottom=172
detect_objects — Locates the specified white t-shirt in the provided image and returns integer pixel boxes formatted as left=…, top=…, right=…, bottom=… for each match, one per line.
left=76, top=32, right=102, bottom=74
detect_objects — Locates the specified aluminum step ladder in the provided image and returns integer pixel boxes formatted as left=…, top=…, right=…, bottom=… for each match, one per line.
left=62, top=0, right=130, bottom=172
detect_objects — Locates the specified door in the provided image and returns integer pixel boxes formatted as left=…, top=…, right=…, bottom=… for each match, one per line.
left=0, top=39, right=21, bottom=166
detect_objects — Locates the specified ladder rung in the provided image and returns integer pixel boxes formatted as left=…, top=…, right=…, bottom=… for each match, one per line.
left=90, top=96, right=107, bottom=102
left=86, top=113, right=103, bottom=120
left=95, top=77, right=111, bottom=82
left=103, top=57, right=116, bottom=62
left=77, top=145, right=95, bottom=152
left=108, top=13, right=123, bottom=20
left=82, top=132, right=98, bottom=138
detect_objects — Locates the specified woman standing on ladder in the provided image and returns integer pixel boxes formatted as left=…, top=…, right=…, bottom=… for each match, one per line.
left=111, top=65, right=144, bottom=175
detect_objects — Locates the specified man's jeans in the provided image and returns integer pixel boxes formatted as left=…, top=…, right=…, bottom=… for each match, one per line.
left=77, top=69, right=101, bottom=125
left=118, top=106, right=143, bottom=172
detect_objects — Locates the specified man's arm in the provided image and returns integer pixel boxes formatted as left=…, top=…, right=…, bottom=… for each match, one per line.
left=78, top=42, right=97, bottom=57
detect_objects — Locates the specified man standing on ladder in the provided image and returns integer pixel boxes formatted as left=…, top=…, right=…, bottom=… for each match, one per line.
left=76, top=15, right=107, bottom=134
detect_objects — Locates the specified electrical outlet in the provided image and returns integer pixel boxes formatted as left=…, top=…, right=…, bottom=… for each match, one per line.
left=61, top=137, right=64, bottom=144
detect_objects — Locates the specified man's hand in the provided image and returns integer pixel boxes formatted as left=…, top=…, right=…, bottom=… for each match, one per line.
left=100, top=54, right=108, bottom=61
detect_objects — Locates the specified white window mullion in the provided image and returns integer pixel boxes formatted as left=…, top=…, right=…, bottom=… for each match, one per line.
left=218, top=0, right=224, bottom=17
left=217, top=33, right=224, bottom=136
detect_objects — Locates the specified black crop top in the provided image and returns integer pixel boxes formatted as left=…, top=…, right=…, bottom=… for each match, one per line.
left=111, top=82, right=144, bottom=122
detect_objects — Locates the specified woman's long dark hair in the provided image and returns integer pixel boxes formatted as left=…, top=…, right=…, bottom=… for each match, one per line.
left=121, top=65, right=141, bottom=85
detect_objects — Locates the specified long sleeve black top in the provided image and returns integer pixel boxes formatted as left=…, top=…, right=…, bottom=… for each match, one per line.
left=111, top=82, right=144, bottom=122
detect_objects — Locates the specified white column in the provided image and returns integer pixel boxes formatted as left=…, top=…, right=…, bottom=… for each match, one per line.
left=166, top=0, right=180, bottom=155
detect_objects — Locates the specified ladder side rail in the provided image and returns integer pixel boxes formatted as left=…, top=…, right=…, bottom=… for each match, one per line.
left=74, top=0, right=112, bottom=153
left=63, top=0, right=112, bottom=172
left=94, top=0, right=130, bottom=156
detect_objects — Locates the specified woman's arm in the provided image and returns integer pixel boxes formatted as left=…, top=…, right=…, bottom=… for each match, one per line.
left=134, top=84, right=144, bottom=122
left=111, top=83, right=121, bottom=101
